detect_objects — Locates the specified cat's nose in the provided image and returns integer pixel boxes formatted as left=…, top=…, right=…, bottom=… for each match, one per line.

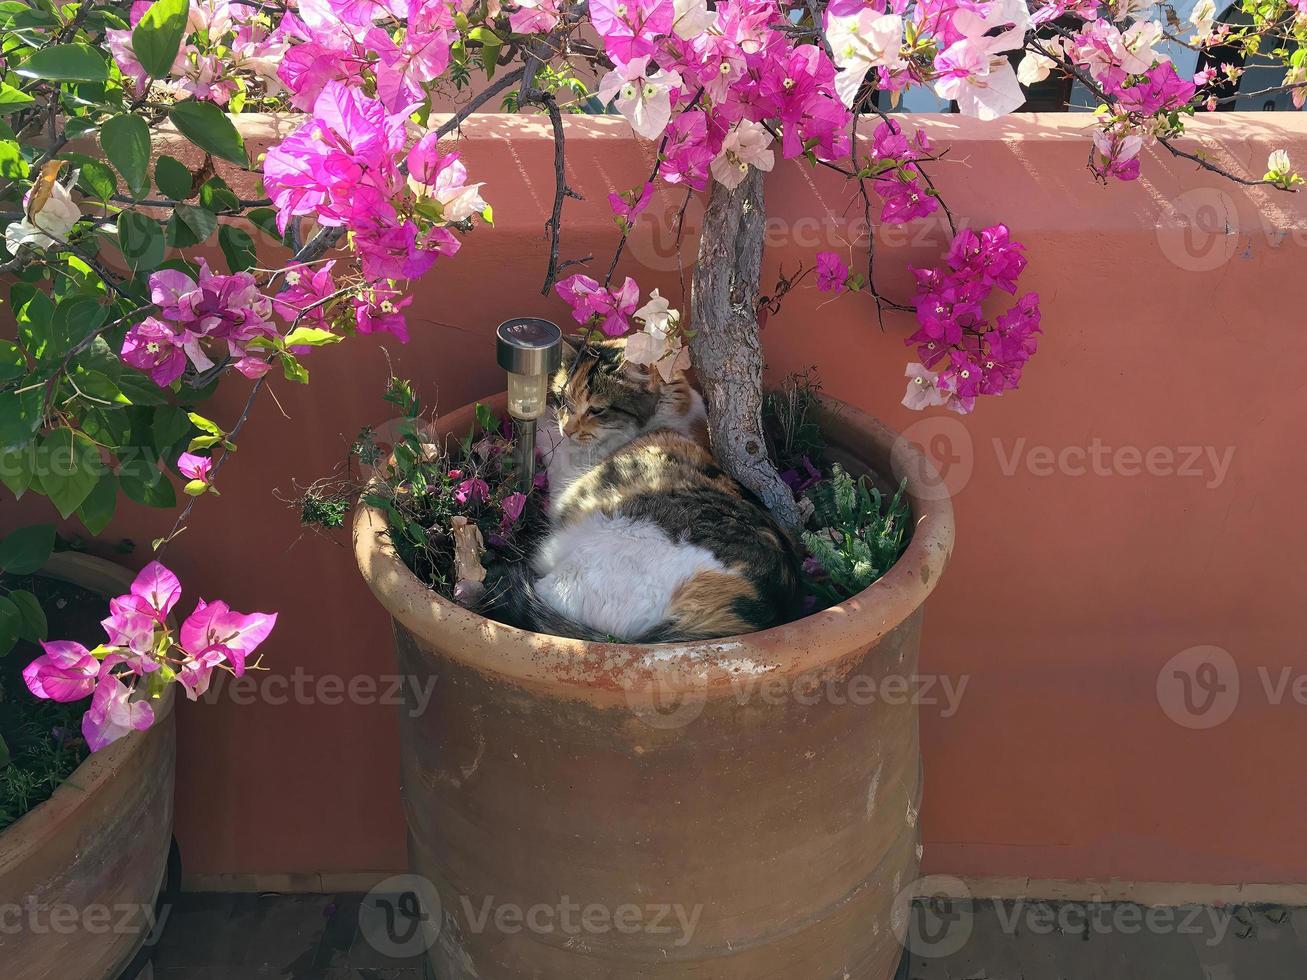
left=562, top=418, right=580, bottom=437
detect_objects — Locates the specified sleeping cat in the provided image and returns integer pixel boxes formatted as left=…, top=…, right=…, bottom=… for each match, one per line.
left=509, top=338, right=800, bottom=643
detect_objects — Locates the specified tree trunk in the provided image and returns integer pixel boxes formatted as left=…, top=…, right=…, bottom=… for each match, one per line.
left=689, top=169, right=803, bottom=531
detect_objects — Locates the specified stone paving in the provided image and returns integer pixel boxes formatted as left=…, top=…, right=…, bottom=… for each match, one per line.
left=147, top=893, right=1307, bottom=979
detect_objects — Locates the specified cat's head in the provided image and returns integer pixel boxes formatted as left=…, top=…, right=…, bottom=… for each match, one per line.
left=550, top=338, right=663, bottom=445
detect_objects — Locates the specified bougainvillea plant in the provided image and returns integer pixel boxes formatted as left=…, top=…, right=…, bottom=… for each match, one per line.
left=0, top=0, right=1301, bottom=746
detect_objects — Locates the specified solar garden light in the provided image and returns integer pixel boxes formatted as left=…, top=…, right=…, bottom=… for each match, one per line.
left=496, top=317, right=562, bottom=493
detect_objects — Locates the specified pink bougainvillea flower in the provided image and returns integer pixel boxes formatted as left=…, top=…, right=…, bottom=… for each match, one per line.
left=100, top=595, right=162, bottom=662
left=608, top=182, right=654, bottom=230
left=500, top=491, right=527, bottom=528
left=121, top=318, right=188, bottom=387
left=555, top=274, right=640, bottom=336
left=508, top=0, right=562, bottom=35
left=180, top=599, right=278, bottom=676
left=178, top=452, right=213, bottom=483
left=816, top=251, right=849, bottom=293
left=590, top=0, right=675, bottom=62
left=131, top=561, right=183, bottom=622
left=455, top=476, right=490, bottom=505
left=274, top=261, right=338, bottom=330
left=23, top=641, right=101, bottom=702
left=82, top=674, right=155, bottom=751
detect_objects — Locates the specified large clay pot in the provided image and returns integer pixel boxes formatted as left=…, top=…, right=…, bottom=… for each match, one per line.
left=0, top=552, right=177, bottom=980
left=354, top=393, right=953, bottom=979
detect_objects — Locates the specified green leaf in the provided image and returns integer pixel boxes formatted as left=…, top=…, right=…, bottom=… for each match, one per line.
left=101, top=114, right=151, bottom=199
left=0, top=340, right=23, bottom=382
left=16, top=43, right=108, bottom=82
left=0, top=523, right=54, bottom=574
left=117, top=211, right=164, bottom=272
left=281, top=352, right=309, bottom=384
left=198, top=177, right=239, bottom=213
left=75, top=370, right=132, bottom=405
left=0, top=597, right=19, bottom=658
left=0, top=139, right=26, bottom=180
left=187, top=412, right=223, bottom=437
left=183, top=478, right=207, bottom=496
left=246, top=207, right=280, bottom=241
left=8, top=589, right=46, bottom=642
left=35, top=428, right=102, bottom=518
left=170, top=203, right=216, bottom=245
left=132, top=0, right=188, bottom=79
left=0, top=82, right=35, bottom=113
left=14, top=285, right=55, bottom=364
left=52, top=296, right=108, bottom=353
left=282, top=326, right=341, bottom=348
left=219, top=224, right=255, bottom=273
left=73, top=158, right=118, bottom=202
left=119, top=462, right=176, bottom=508
left=0, top=733, right=10, bottom=765
left=151, top=405, right=192, bottom=452
left=114, top=370, right=168, bottom=406
left=155, top=155, right=191, bottom=199
left=0, top=444, right=35, bottom=497
left=76, top=471, right=117, bottom=534
left=168, top=101, right=247, bottom=166
left=0, top=388, right=43, bottom=453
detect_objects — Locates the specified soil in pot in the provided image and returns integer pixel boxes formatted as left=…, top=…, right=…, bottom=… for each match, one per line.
left=0, top=570, right=104, bottom=830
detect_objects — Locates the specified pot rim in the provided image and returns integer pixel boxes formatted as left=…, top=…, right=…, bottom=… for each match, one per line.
left=0, top=552, right=176, bottom=866
left=353, top=392, right=955, bottom=698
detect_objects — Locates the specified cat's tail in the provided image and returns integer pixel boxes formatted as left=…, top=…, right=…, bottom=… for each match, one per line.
left=478, top=563, right=617, bottom=643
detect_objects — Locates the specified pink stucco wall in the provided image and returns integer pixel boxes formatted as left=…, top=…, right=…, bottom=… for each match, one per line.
left=8, top=112, right=1307, bottom=886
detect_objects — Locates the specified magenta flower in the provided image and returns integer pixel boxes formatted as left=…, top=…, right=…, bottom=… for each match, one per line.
left=555, top=274, right=640, bottom=336
left=274, top=261, right=338, bottom=330
left=100, top=596, right=161, bottom=662
left=500, top=492, right=527, bottom=528
left=608, top=182, right=655, bottom=231
left=180, top=599, right=278, bottom=677
left=82, top=675, right=155, bottom=752
left=816, top=252, right=849, bottom=293
left=121, top=318, right=188, bottom=387
left=130, top=561, right=183, bottom=622
left=178, top=452, right=213, bottom=483
left=455, top=476, right=490, bottom=505
left=23, top=641, right=101, bottom=702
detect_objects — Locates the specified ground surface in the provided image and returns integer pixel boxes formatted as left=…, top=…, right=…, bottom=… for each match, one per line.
left=146, top=892, right=1307, bottom=979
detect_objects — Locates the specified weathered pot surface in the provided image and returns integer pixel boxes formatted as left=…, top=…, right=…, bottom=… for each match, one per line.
left=354, top=393, right=954, bottom=979
left=0, top=552, right=177, bottom=980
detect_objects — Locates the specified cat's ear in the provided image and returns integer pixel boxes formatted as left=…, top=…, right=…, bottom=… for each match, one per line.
left=620, top=357, right=660, bottom=390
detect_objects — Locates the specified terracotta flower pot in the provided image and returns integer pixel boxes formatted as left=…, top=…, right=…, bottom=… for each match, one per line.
left=0, top=552, right=177, bottom=980
left=354, top=393, right=954, bottom=979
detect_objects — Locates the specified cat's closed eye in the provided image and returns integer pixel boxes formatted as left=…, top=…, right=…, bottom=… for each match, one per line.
left=589, top=407, right=608, bottom=418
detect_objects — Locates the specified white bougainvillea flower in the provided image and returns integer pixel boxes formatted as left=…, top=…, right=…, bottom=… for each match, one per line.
left=598, top=56, right=683, bottom=141
left=710, top=119, right=775, bottom=189
left=627, top=289, right=690, bottom=382
left=901, top=363, right=951, bottom=411
left=826, top=10, right=906, bottom=108
left=672, top=0, right=713, bottom=40
left=5, top=179, right=79, bottom=254
left=1016, top=49, right=1057, bottom=87
left=1118, top=20, right=1167, bottom=74
left=933, top=0, right=1029, bottom=119
left=1189, top=0, right=1216, bottom=36
left=1268, top=149, right=1291, bottom=175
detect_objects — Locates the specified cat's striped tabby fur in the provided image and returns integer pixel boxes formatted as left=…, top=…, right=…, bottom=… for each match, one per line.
left=511, top=338, right=800, bottom=642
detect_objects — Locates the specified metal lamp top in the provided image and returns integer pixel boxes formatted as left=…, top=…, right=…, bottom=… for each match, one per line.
left=496, top=318, right=563, bottom=376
